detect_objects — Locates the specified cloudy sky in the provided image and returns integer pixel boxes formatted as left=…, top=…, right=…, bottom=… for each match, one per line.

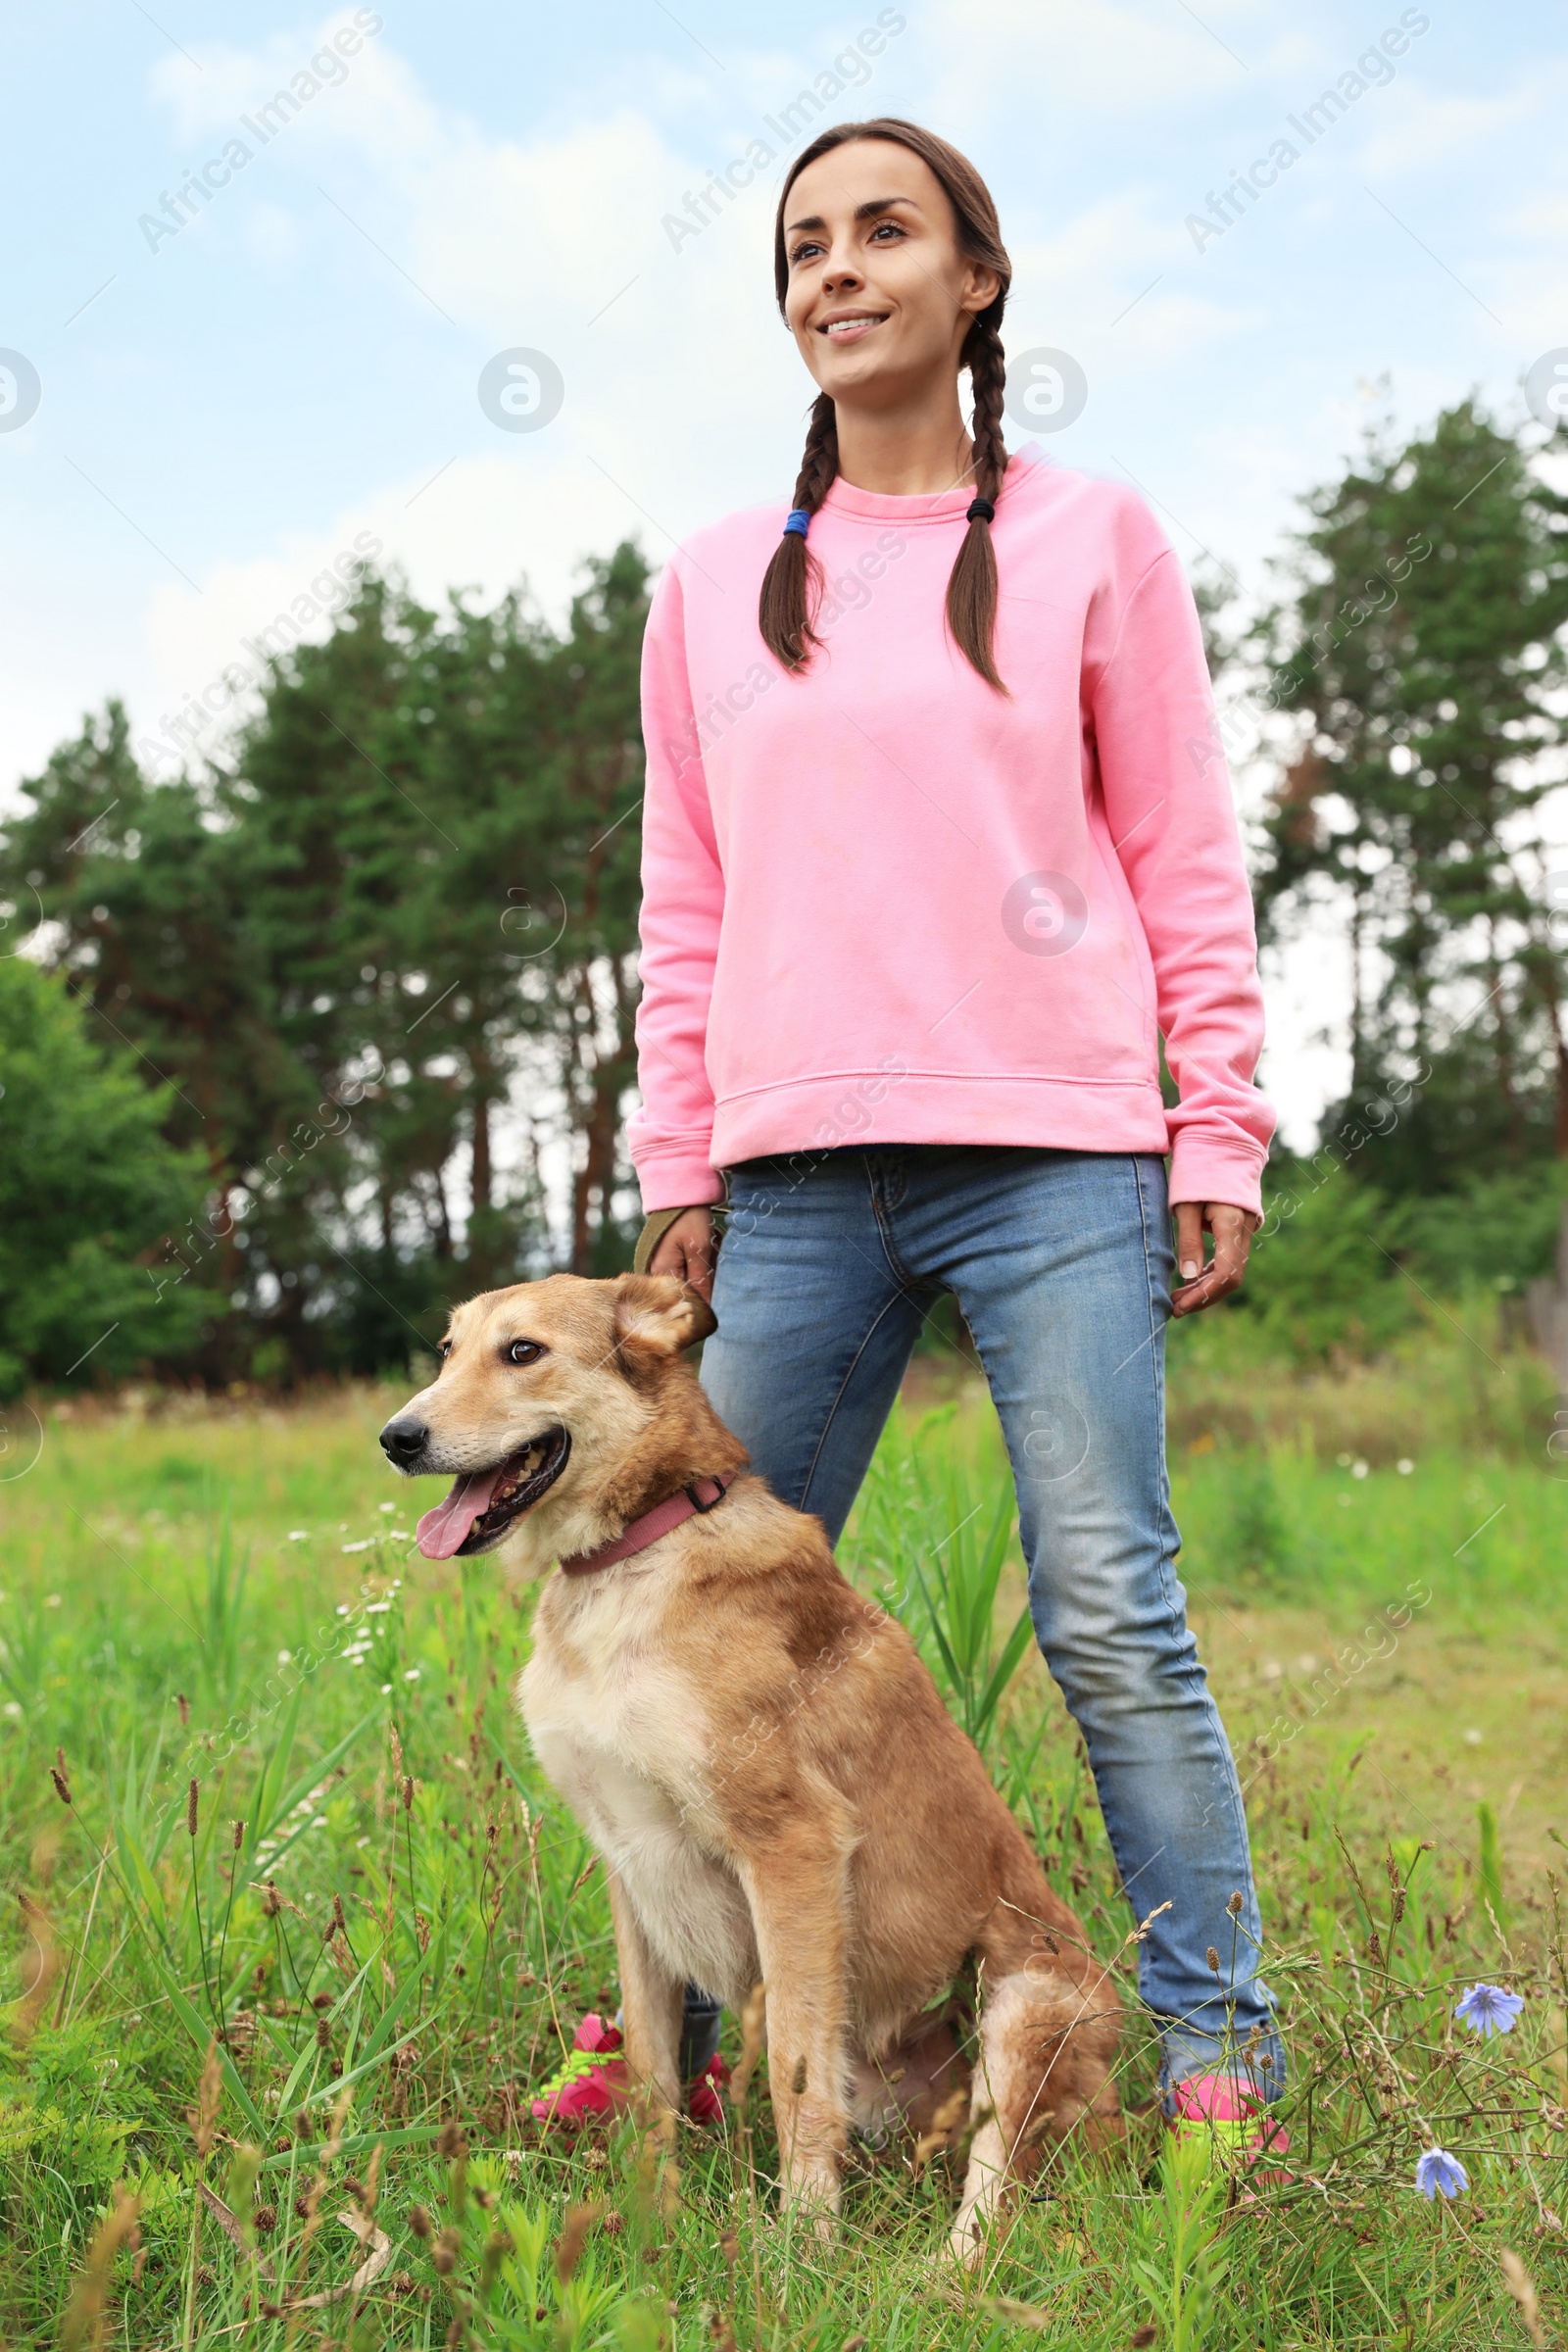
left=5, top=0, right=1566, bottom=1142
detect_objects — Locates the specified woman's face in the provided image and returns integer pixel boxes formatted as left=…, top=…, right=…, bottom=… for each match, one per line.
left=781, top=139, right=999, bottom=413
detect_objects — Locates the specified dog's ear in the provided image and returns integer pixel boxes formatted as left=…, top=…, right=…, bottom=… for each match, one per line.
left=612, top=1273, right=716, bottom=1359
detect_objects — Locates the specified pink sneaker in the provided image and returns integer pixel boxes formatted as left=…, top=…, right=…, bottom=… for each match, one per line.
left=1168, top=2074, right=1291, bottom=2183
left=688, top=2051, right=730, bottom=2126
left=530, top=2013, right=629, bottom=2127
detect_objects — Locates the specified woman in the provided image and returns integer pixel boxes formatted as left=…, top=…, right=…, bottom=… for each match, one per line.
left=535, top=117, right=1285, bottom=2156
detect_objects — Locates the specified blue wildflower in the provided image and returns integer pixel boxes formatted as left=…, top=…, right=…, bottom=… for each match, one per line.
left=1415, top=2148, right=1469, bottom=2200
left=1454, top=1982, right=1524, bottom=2036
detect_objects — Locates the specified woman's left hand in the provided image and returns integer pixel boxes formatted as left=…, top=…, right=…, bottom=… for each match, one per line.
left=1170, top=1201, right=1258, bottom=1317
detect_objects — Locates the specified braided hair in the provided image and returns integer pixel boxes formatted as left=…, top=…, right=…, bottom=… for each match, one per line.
left=759, top=119, right=1012, bottom=690
left=758, top=392, right=840, bottom=672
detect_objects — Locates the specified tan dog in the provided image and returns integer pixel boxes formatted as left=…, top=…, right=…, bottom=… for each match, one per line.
left=381, top=1273, right=1121, bottom=2257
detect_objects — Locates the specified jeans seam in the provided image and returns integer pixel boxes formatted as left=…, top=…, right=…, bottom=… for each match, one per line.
left=1130, top=1157, right=1183, bottom=1651
left=799, top=1286, right=922, bottom=1515
left=1132, top=1158, right=1265, bottom=2006
left=865, top=1153, right=922, bottom=1290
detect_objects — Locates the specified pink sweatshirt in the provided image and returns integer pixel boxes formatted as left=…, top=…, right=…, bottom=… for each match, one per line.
left=630, top=445, right=1273, bottom=1216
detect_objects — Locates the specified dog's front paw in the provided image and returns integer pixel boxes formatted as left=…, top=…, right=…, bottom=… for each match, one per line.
left=784, top=2164, right=841, bottom=2247
left=946, top=2205, right=991, bottom=2270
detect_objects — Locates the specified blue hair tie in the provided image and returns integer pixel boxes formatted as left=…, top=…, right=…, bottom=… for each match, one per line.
left=783, top=508, right=810, bottom=538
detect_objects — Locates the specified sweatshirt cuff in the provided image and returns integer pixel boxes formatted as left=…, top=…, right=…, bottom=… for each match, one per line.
left=634, top=1146, right=725, bottom=1215
left=1167, top=1133, right=1266, bottom=1220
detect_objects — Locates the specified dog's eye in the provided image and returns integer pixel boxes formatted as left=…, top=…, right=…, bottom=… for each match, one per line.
left=506, top=1339, right=545, bottom=1367
left=437, top=1341, right=452, bottom=1360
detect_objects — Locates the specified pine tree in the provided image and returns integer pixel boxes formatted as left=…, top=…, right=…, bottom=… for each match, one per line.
left=0, top=957, right=213, bottom=1392
left=1251, top=400, right=1568, bottom=1189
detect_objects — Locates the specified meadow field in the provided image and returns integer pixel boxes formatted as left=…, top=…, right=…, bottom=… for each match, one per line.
left=1, top=1305, right=1565, bottom=2348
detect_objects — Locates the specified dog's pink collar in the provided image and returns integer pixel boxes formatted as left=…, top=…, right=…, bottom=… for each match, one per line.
left=558, top=1474, right=734, bottom=1578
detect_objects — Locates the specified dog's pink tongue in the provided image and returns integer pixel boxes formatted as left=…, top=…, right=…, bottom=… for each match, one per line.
left=416, top=1466, right=507, bottom=1559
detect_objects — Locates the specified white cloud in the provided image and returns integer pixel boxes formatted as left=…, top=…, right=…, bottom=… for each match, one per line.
left=1007, top=191, right=1172, bottom=314
left=244, top=201, right=304, bottom=271
left=397, top=108, right=695, bottom=339
left=147, top=12, right=399, bottom=140
left=1357, top=66, right=1547, bottom=184
left=1005, top=187, right=1259, bottom=370
left=923, top=0, right=1269, bottom=115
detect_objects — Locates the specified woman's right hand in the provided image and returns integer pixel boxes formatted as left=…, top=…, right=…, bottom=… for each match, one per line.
left=647, top=1205, right=717, bottom=1303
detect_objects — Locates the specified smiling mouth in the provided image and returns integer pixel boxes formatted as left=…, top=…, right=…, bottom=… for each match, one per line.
left=416, top=1427, right=571, bottom=1559
left=819, top=313, right=889, bottom=340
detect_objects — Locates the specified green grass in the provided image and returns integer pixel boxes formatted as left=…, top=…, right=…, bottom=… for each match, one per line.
left=0, top=1338, right=1565, bottom=2347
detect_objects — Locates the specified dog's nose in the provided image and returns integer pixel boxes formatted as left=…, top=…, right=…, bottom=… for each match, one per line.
left=379, top=1415, right=428, bottom=1468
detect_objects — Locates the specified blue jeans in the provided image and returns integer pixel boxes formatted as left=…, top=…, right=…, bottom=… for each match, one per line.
left=680, top=1144, right=1283, bottom=2099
